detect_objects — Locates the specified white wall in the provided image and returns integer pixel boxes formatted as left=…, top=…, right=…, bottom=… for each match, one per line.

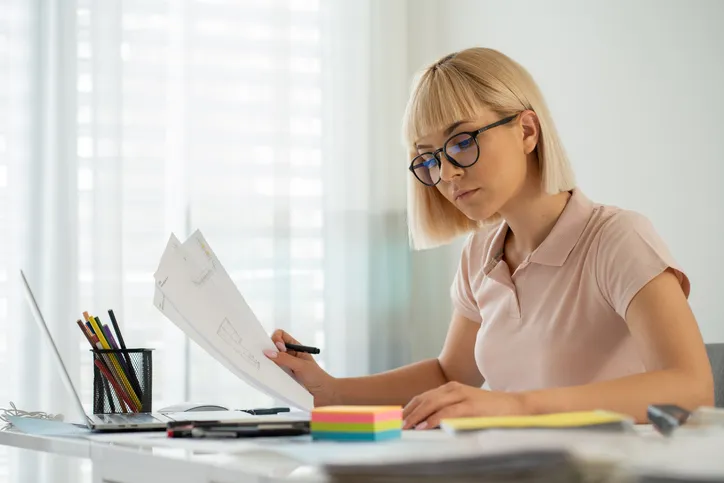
left=407, top=0, right=724, bottom=342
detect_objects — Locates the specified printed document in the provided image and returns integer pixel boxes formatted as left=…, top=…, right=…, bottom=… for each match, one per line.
left=153, top=230, right=314, bottom=411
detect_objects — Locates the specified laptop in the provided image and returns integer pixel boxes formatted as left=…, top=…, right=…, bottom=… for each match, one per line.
left=19, top=269, right=259, bottom=431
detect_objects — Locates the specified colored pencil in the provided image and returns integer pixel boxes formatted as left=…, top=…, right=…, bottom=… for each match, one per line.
left=93, top=359, right=136, bottom=413
left=86, top=313, right=141, bottom=411
left=76, top=320, right=120, bottom=413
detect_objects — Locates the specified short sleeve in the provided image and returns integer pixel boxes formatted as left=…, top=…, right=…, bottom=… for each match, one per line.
left=595, top=211, right=690, bottom=319
left=450, top=234, right=483, bottom=323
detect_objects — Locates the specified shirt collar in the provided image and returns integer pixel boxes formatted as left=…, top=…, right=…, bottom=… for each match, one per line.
left=482, top=188, right=594, bottom=272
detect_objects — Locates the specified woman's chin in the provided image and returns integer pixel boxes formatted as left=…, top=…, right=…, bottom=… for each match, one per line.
left=461, top=206, right=496, bottom=222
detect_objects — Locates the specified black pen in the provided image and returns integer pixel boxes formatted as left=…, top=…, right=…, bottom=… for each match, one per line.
left=241, top=407, right=290, bottom=415
left=189, top=422, right=310, bottom=439
left=108, top=309, right=143, bottom=399
left=284, top=342, right=320, bottom=354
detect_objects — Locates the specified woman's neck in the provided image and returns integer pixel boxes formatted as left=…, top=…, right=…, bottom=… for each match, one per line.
left=499, top=175, right=571, bottom=257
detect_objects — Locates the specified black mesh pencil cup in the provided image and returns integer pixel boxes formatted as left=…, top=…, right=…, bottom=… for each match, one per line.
left=92, top=348, right=153, bottom=414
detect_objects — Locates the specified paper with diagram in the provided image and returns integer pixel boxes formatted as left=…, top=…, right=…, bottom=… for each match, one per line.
left=153, top=230, right=314, bottom=411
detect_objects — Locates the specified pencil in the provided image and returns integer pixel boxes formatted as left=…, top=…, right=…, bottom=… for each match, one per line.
left=103, top=322, right=142, bottom=401
left=86, top=314, right=141, bottom=411
left=108, top=309, right=142, bottom=402
left=97, top=343, right=134, bottom=410
left=76, top=320, right=122, bottom=413
left=93, top=359, right=136, bottom=413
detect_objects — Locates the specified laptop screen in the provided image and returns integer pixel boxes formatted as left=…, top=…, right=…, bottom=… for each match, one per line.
left=19, top=270, right=90, bottom=426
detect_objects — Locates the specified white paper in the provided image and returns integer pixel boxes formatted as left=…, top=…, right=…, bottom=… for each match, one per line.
left=153, top=231, right=314, bottom=411
left=181, top=230, right=271, bottom=344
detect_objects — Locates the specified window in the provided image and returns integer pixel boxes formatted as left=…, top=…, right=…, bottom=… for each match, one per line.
left=0, top=0, right=326, bottom=441
left=74, top=0, right=325, bottom=409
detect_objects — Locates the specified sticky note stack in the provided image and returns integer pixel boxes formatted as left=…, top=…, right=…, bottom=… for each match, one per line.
left=311, top=406, right=403, bottom=441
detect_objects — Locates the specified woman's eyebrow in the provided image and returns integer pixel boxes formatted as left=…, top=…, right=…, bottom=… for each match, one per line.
left=415, top=120, right=470, bottom=149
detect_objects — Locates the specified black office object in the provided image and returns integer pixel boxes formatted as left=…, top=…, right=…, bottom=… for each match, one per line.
left=241, top=407, right=290, bottom=416
left=108, top=309, right=144, bottom=400
left=284, top=342, right=320, bottom=354
left=647, top=404, right=691, bottom=436
left=167, top=420, right=309, bottom=438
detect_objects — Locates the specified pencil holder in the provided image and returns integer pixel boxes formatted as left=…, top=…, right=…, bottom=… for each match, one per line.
left=91, top=348, right=153, bottom=414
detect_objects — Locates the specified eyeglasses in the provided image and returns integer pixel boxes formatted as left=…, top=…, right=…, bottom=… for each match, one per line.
left=408, top=114, right=518, bottom=187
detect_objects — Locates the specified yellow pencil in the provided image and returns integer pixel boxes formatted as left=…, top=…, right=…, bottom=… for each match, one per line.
left=85, top=312, right=142, bottom=411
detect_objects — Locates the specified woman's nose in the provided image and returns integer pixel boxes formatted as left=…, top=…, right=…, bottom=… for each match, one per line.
left=439, top=155, right=464, bottom=182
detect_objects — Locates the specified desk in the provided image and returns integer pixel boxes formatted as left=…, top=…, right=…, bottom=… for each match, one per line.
left=0, top=428, right=321, bottom=483
left=0, top=427, right=457, bottom=483
left=2, top=425, right=723, bottom=483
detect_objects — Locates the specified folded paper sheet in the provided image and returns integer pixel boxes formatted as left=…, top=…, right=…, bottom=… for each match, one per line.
left=153, top=230, right=314, bottom=411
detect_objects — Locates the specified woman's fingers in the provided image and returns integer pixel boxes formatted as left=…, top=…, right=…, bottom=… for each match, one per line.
left=264, top=349, right=307, bottom=373
left=402, top=384, right=464, bottom=429
left=419, top=402, right=468, bottom=430
left=270, top=329, right=314, bottom=360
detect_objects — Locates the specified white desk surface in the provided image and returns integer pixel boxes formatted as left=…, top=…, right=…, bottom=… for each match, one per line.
left=0, top=428, right=90, bottom=459
left=0, top=426, right=455, bottom=483
left=3, top=424, right=724, bottom=483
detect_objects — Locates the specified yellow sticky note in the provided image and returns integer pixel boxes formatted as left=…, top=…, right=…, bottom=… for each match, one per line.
left=440, top=410, right=632, bottom=433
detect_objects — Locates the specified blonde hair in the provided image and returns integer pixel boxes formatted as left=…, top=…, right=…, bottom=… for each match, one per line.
left=402, top=48, right=575, bottom=250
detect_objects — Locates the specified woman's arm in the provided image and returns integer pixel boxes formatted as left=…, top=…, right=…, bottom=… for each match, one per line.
left=333, top=311, right=484, bottom=405
left=520, top=268, right=714, bottom=421
left=402, top=269, right=714, bottom=428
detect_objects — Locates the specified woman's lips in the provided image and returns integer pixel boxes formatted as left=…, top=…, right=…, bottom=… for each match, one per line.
left=455, top=188, right=479, bottom=201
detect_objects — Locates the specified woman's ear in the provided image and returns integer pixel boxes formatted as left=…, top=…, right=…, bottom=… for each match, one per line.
left=519, top=110, right=539, bottom=155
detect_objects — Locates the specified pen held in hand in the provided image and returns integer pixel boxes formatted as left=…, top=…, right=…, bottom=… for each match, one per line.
left=284, top=342, right=320, bottom=354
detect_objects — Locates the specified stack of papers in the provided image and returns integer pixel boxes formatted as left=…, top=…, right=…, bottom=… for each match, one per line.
left=153, top=230, right=313, bottom=411
left=275, top=432, right=583, bottom=483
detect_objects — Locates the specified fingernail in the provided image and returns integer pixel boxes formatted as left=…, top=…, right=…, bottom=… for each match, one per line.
left=263, top=349, right=278, bottom=359
left=276, top=341, right=286, bottom=352
left=402, top=419, right=407, bottom=429
left=415, top=422, right=428, bottom=430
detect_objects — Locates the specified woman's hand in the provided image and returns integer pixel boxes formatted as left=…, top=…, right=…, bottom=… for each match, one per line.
left=264, top=329, right=339, bottom=407
left=402, top=381, right=527, bottom=430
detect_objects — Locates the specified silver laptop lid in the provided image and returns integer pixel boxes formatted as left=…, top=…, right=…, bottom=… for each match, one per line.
left=19, top=270, right=90, bottom=426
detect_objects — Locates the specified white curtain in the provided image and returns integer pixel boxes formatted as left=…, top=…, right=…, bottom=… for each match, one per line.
left=0, top=1, right=460, bottom=481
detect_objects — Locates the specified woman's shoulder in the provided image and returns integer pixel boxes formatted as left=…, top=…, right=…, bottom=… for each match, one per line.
left=584, top=198, right=690, bottom=314
left=587, top=199, right=659, bottom=242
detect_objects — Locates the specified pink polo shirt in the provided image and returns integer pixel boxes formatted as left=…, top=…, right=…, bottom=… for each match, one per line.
left=451, top=188, right=690, bottom=392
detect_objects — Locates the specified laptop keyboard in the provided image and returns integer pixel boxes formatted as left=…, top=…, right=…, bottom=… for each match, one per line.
left=97, top=413, right=162, bottom=424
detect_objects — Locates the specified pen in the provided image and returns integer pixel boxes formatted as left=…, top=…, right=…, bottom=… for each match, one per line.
left=103, top=323, right=143, bottom=400
left=187, top=422, right=310, bottom=439
left=241, top=407, right=290, bottom=415
left=284, top=343, right=320, bottom=354
left=190, top=427, right=238, bottom=438
left=108, top=309, right=142, bottom=400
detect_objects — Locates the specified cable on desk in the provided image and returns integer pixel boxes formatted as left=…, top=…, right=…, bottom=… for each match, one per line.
left=0, top=401, right=64, bottom=431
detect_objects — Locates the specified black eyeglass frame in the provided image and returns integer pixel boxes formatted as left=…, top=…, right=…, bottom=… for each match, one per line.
left=408, top=113, right=519, bottom=187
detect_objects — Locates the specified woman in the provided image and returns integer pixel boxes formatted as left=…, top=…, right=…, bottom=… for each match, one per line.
left=263, top=48, right=713, bottom=428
